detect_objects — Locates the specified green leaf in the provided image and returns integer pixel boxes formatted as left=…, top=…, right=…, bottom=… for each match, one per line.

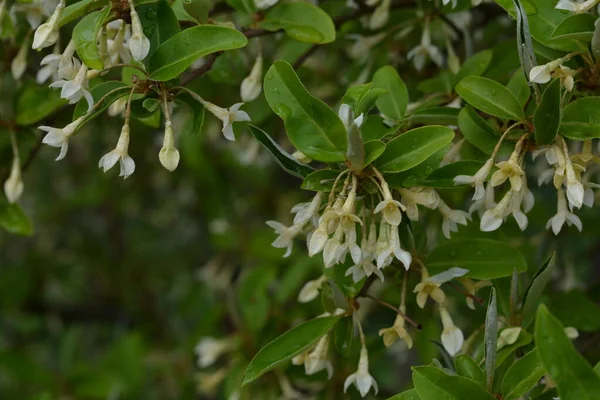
left=364, top=140, right=386, bottom=166
left=176, top=92, right=205, bottom=136
left=534, top=79, right=561, bottom=145
left=333, top=316, right=354, bottom=357
left=264, top=61, right=347, bottom=162
left=72, top=5, right=112, bottom=69
left=73, top=81, right=132, bottom=129
left=506, top=68, right=531, bottom=109
left=341, top=83, right=386, bottom=116
left=60, top=0, right=104, bottom=27
left=551, top=13, right=596, bottom=42
left=387, top=389, right=422, bottom=400
left=456, top=76, right=524, bottom=121
left=242, top=316, right=340, bottom=385
left=494, top=0, right=537, bottom=16
left=237, top=266, right=274, bottom=334
left=148, top=25, right=248, bottom=81
left=300, top=169, right=339, bottom=191
left=455, top=50, right=493, bottom=84
left=248, top=125, right=314, bottom=178
left=561, top=97, right=600, bottom=140
left=410, top=107, right=460, bottom=127
left=374, top=126, right=454, bottom=173
left=550, top=290, right=600, bottom=332
left=501, top=350, right=545, bottom=400
left=361, top=115, right=398, bottom=142
left=182, top=0, right=210, bottom=23
left=16, top=81, right=66, bottom=126
left=496, top=330, right=532, bottom=367
left=0, top=201, right=33, bottom=236
left=535, top=304, right=600, bottom=399
left=420, top=161, right=484, bottom=188
left=137, top=0, right=181, bottom=63
left=427, top=238, right=528, bottom=280
left=373, top=66, right=409, bottom=120
left=527, top=0, right=587, bottom=52
left=458, top=106, right=513, bottom=156
left=260, top=3, right=335, bottom=44
left=412, top=366, right=496, bottom=400
left=455, top=355, right=486, bottom=388
left=521, top=254, right=556, bottom=327
left=484, top=288, right=498, bottom=391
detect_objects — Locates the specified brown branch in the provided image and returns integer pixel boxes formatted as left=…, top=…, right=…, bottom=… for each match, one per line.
left=180, top=52, right=220, bottom=86
left=292, top=45, right=319, bottom=69
left=363, top=294, right=422, bottom=330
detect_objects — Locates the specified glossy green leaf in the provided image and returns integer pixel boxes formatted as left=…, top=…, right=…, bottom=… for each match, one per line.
left=527, top=0, right=587, bottom=52
left=412, top=366, right=496, bottom=400
left=0, top=201, right=33, bottom=236
left=455, top=50, right=493, bottom=84
left=455, top=355, right=486, bottom=388
left=427, top=238, right=528, bottom=279
left=456, top=76, right=524, bottom=121
left=248, top=125, right=314, bottom=179
left=501, top=350, right=545, bottom=400
left=72, top=6, right=112, bottom=69
left=373, top=66, right=409, bottom=120
left=496, top=329, right=532, bottom=367
left=535, top=304, right=600, bottom=399
left=60, top=0, right=103, bottom=27
left=458, top=106, right=513, bottom=156
left=16, top=81, right=66, bottom=126
left=242, top=316, right=340, bottom=385
left=410, top=107, right=459, bottom=127
left=264, top=61, right=347, bottom=162
left=561, top=97, right=600, bottom=140
left=73, top=81, right=132, bottom=129
left=364, top=140, right=386, bottom=166
left=333, top=316, right=354, bottom=357
left=386, top=144, right=449, bottom=188
left=494, top=0, right=537, bottom=16
left=176, top=92, right=205, bottom=137
left=521, top=254, right=556, bottom=327
left=341, top=83, right=386, bottom=116
left=506, top=68, right=531, bottom=109
left=137, top=0, right=181, bottom=62
left=260, top=3, right=335, bottom=44
left=551, top=13, right=596, bottom=41
left=484, top=288, right=498, bottom=390
left=182, top=0, right=210, bottom=23
left=387, top=389, right=422, bottom=400
left=300, top=170, right=339, bottom=192
left=420, top=161, right=484, bottom=188
left=534, top=79, right=561, bottom=145
left=361, top=115, right=398, bottom=142
left=374, top=126, right=454, bottom=173
left=148, top=25, right=248, bottom=81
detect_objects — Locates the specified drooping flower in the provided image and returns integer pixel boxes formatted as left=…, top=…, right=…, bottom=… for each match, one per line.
left=39, top=116, right=85, bottom=160
left=32, top=0, right=64, bottom=50
left=397, top=186, right=439, bottom=221
left=407, top=19, right=443, bottom=71
left=292, top=335, right=333, bottom=378
left=298, top=275, right=327, bottom=303
left=374, top=181, right=405, bottom=226
left=414, top=267, right=468, bottom=308
left=159, top=119, right=180, bottom=171
left=379, top=305, right=413, bottom=348
left=454, top=158, right=494, bottom=201
left=266, top=220, right=303, bottom=258
left=437, top=199, right=471, bottom=239
left=11, top=36, right=30, bottom=80
left=369, top=0, right=391, bottom=30
left=98, top=123, right=136, bottom=178
left=291, top=192, right=323, bottom=225
left=194, top=336, right=238, bottom=368
left=49, top=63, right=94, bottom=110
left=344, top=347, right=378, bottom=397
left=127, top=0, right=150, bottom=61
left=546, top=189, right=582, bottom=235
left=480, top=189, right=513, bottom=232
left=240, top=54, right=263, bottom=102
left=201, top=101, right=251, bottom=141
left=440, top=305, right=464, bottom=356
left=4, top=134, right=24, bottom=204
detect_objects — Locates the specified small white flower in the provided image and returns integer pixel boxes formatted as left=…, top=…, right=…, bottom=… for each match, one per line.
left=491, top=157, right=525, bottom=192
left=497, top=327, right=522, bottom=350
left=347, top=33, right=387, bottom=61
left=556, top=0, right=599, bottom=13
left=266, top=221, right=303, bottom=258
left=344, top=347, right=378, bottom=397
left=407, top=20, right=443, bottom=71
left=547, top=189, right=582, bottom=235
left=240, top=54, right=263, bottom=102
left=254, top=0, right=279, bottom=9
left=308, top=224, right=329, bottom=257
left=454, top=158, right=494, bottom=201
left=39, top=116, right=85, bottom=160
left=127, top=1, right=150, bottom=61
left=565, top=158, right=584, bottom=209
left=107, top=20, right=132, bottom=64
left=374, top=182, right=405, bottom=226
left=194, top=337, right=237, bottom=368
left=377, top=224, right=412, bottom=270
left=338, top=103, right=364, bottom=131
left=346, top=237, right=384, bottom=283
left=565, top=327, right=579, bottom=339
left=480, top=189, right=513, bottom=232
left=292, top=335, right=333, bottom=378
left=32, top=0, right=64, bottom=50
left=291, top=192, right=323, bottom=225
left=298, top=275, right=327, bottom=303
left=4, top=154, right=24, bottom=204
left=50, top=63, right=94, bottom=110
left=460, top=278, right=491, bottom=310
left=379, top=305, right=413, bottom=348
left=369, top=0, right=390, bottom=30
left=414, top=267, right=468, bottom=308
left=11, top=37, right=30, bottom=80
left=159, top=119, right=180, bottom=171
left=98, top=124, right=136, bottom=178
left=397, top=187, right=439, bottom=221
left=440, top=306, right=463, bottom=356
left=437, top=199, right=471, bottom=239
left=202, top=101, right=251, bottom=141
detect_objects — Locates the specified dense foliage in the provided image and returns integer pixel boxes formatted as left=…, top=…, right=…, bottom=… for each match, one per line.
left=2, top=0, right=600, bottom=398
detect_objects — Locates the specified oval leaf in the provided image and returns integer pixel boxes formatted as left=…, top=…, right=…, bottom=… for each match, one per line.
left=242, top=316, right=340, bottom=386
left=561, top=97, right=600, bottom=140
left=73, top=81, right=132, bottom=129
left=456, top=76, right=524, bottom=121
left=73, top=6, right=112, bottom=70
left=534, top=78, right=561, bottom=145
left=137, top=0, right=181, bottom=63
left=551, top=13, right=596, bottom=41
left=455, top=355, right=486, bottom=388
left=260, top=3, right=335, bottom=44
left=521, top=254, right=556, bottom=327
left=458, top=106, right=513, bottom=157
left=373, top=66, right=409, bottom=120
left=427, top=238, right=528, bottom=279
left=374, top=126, right=454, bottom=173
left=501, top=350, right=545, bottom=400
left=148, top=25, right=248, bottom=81
left=455, top=50, right=493, bottom=84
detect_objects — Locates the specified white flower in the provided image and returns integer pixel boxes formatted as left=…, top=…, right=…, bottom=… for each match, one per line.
left=397, top=187, right=439, bottom=221
left=39, top=40, right=81, bottom=84
left=565, top=327, right=579, bottom=339
left=407, top=20, right=443, bottom=71
left=454, top=158, right=494, bottom=201
left=346, top=239, right=384, bottom=283
left=369, top=0, right=390, bottom=30
left=98, top=124, right=136, bottom=178
left=437, top=199, right=471, bottom=239
left=377, top=224, right=412, bottom=270
left=556, top=0, right=599, bottom=13
left=308, top=224, right=329, bottom=257
left=32, top=0, right=64, bottom=50
left=292, top=335, right=333, bottom=378
left=497, top=327, right=522, bottom=350
left=491, top=157, right=525, bottom=192
left=202, top=101, right=251, bottom=141
left=4, top=154, right=24, bottom=204
left=240, top=55, right=263, bottom=102
left=254, top=0, right=279, bottom=9
left=39, top=116, right=85, bottom=160
left=547, top=189, right=582, bottom=235
left=565, top=158, right=584, bottom=209
left=266, top=221, right=303, bottom=258
left=291, top=192, right=323, bottom=225
left=442, top=0, right=458, bottom=7
left=379, top=306, right=413, bottom=348
left=374, top=181, right=405, bottom=226
left=480, top=189, right=513, bottom=232
left=469, top=182, right=496, bottom=216
left=344, top=347, right=378, bottom=397
left=127, top=1, right=150, bottom=61
left=194, top=337, right=237, bottom=368
left=12, top=0, right=57, bottom=29
left=11, top=37, right=30, bottom=80
left=107, top=20, right=131, bottom=64
left=50, top=64, right=94, bottom=110
left=159, top=120, right=180, bottom=171
left=414, top=267, right=468, bottom=308
left=440, top=306, right=464, bottom=356
left=529, top=58, right=577, bottom=91
left=347, top=33, right=387, bottom=61
left=298, top=275, right=327, bottom=303
left=338, top=103, right=364, bottom=131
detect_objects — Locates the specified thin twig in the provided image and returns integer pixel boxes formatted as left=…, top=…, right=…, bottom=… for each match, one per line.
left=364, top=294, right=422, bottom=330
left=447, top=282, right=485, bottom=307
left=292, top=45, right=319, bottom=69
left=180, top=53, right=220, bottom=86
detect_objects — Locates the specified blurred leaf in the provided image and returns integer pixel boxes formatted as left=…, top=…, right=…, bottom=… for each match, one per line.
left=521, top=253, right=556, bottom=327
left=501, top=349, right=545, bottom=400
left=0, top=200, right=33, bottom=236
left=412, top=366, right=495, bottom=400
left=484, top=288, right=498, bottom=390
left=260, top=3, right=335, bottom=44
